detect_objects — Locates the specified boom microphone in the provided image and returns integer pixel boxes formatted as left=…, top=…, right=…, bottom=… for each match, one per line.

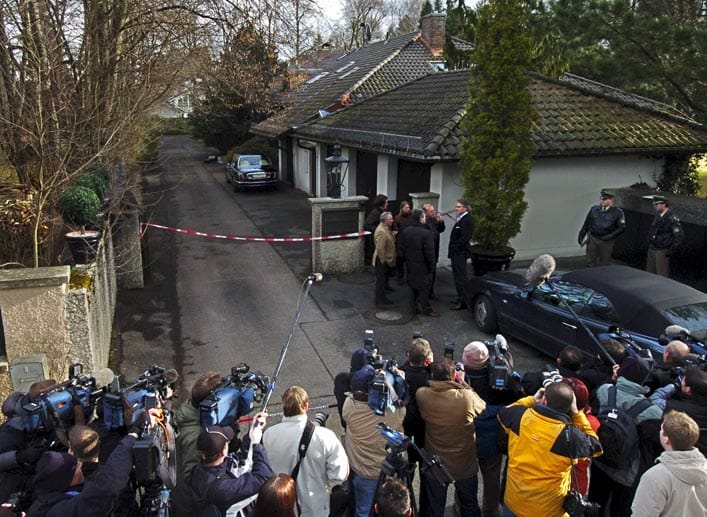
left=164, top=369, right=180, bottom=385
left=92, top=368, right=116, bottom=389
left=307, top=273, right=323, bottom=282
left=525, top=254, right=556, bottom=288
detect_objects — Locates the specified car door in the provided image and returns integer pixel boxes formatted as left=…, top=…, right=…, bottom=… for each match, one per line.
left=504, top=280, right=592, bottom=358
left=574, top=287, right=622, bottom=356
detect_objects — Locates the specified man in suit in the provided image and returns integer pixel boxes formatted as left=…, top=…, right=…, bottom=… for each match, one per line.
left=448, top=199, right=474, bottom=310
left=400, top=209, right=439, bottom=317
left=423, top=203, right=445, bottom=299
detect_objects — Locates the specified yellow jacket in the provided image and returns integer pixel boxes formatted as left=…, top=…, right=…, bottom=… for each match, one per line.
left=498, top=396, right=602, bottom=517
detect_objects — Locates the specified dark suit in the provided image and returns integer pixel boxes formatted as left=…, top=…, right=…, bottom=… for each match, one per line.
left=400, top=222, right=436, bottom=315
left=448, top=212, right=474, bottom=300
left=425, top=216, right=446, bottom=296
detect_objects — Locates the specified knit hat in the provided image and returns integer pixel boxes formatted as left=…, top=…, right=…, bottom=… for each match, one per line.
left=33, top=451, right=77, bottom=492
left=197, top=425, right=234, bottom=457
left=561, top=377, right=590, bottom=412
left=618, top=355, right=650, bottom=385
left=350, top=348, right=370, bottom=372
left=350, top=365, right=375, bottom=393
left=462, top=341, right=489, bottom=369
left=1, top=391, right=24, bottom=418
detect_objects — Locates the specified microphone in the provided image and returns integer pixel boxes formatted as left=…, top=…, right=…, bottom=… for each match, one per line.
left=525, top=254, right=556, bottom=288
left=91, top=368, right=116, bottom=389
left=307, top=273, right=323, bottom=282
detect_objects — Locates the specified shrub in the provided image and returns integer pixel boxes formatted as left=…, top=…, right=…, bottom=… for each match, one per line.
left=58, top=185, right=100, bottom=228
left=74, top=172, right=108, bottom=200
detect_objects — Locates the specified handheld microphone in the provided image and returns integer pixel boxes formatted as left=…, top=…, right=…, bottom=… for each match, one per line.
left=307, top=273, right=323, bottom=282
left=525, top=254, right=556, bottom=288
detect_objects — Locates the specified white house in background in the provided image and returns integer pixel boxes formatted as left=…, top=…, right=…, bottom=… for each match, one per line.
left=251, top=13, right=707, bottom=263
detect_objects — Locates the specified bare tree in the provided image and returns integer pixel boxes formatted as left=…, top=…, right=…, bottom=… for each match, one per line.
left=0, top=0, right=206, bottom=266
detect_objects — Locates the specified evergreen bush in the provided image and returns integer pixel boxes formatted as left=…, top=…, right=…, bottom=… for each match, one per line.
left=58, top=185, right=100, bottom=229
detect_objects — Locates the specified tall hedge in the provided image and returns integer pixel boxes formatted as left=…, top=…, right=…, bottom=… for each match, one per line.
left=460, top=0, right=538, bottom=251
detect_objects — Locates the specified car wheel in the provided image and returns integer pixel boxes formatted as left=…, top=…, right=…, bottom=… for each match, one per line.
left=474, top=295, right=498, bottom=333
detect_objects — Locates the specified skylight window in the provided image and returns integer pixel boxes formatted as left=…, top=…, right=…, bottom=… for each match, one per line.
left=339, top=67, right=360, bottom=79
left=336, top=62, right=355, bottom=73
left=306, top=72, right=329, bottom=84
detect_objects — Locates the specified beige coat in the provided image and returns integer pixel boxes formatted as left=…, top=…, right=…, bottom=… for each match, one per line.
left=342, top=394, right=405, bottom=479
left=372, top=222, right=396, bottom=267
left=416, top=380, right=486, bottom=480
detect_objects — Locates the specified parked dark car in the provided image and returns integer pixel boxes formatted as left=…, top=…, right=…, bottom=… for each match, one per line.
left=225, top=154, right=279, bottom=191
left=464, top=265, right=707, bottom=362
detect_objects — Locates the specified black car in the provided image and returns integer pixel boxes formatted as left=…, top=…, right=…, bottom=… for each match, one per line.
left=225, top=154, right=279, bottom=191
left=464, top=265, right=707, bottom=361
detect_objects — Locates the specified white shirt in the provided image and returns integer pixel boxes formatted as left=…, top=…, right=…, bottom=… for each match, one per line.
left=263, top=414, right=349, bottom=517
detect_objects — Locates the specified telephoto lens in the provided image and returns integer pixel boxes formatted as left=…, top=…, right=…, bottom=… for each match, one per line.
left=312, top=412, right=329, bottom=427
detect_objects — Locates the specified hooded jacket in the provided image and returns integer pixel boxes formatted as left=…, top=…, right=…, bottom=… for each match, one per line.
left=416, top=380, right=486, bottom=480
left=631, top=448, right=707, bottom=517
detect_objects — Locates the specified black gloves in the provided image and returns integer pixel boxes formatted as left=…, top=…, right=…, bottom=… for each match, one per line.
left=128, top=410, right=151, bottom=437
left=16, top=446, right=45, bottom=466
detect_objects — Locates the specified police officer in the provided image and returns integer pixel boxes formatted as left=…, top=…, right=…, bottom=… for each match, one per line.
left=646, top=195, right=683, bottom=277
left=577, top=190, right=626, bottom=267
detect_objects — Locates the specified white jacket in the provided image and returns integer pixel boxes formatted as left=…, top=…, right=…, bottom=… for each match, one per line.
left=263, top=414, right=349, bottom=517
left=631, top=448, right=707, bottom=517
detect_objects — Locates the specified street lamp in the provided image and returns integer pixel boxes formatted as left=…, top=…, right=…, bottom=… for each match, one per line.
left=324, top=143, right=349, bottom=198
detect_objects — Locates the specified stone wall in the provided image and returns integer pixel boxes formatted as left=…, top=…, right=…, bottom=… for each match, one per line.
left=309, top=196, right=368, bottom=274
left=0, top=229, right=117, bottom=403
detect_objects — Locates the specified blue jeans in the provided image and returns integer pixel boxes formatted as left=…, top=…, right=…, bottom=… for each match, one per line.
left=425, top=473, right=480, bottom=517
left=351, top=472, right=378, bottom=517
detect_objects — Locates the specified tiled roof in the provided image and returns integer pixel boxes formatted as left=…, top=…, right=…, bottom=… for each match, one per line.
left=292, top=70, right=707, bottom=160
left=252, top=32, right=439, bottom=137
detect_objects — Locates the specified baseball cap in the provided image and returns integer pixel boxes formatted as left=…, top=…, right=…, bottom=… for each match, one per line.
left=350, top=365, right=375, bottom=393
left=197, top=425, right=234, bottom=457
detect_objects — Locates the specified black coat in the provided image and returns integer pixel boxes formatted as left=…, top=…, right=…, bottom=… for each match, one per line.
left=648, top=209, right=683, bottom=253
left=448, top=212, right=474, bottom=258
left=400, top=222, right=435, bottom=288
left=666, top=392, right=707, bottom=455
left=424, top=216, right=446, bottom=261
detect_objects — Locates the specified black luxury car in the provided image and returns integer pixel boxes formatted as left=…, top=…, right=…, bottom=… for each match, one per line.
left=225, top=154, right=279, bottom=191
left=463, top=265, right=707, bottom=361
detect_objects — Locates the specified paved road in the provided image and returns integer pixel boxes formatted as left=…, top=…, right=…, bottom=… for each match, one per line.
left=112, top=135, right=550, bottom=407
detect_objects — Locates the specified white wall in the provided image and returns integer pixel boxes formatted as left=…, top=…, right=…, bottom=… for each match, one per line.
left=293, top=143, right=313, bottom=195
left=511, top=155, right=660, bottom=260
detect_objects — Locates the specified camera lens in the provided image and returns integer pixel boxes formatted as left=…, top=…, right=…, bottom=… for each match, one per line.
left=312, top=412, right=329, bottom=427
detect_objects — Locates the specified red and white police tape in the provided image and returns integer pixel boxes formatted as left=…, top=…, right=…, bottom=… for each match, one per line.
left=141, top=222, right=370, bottom=242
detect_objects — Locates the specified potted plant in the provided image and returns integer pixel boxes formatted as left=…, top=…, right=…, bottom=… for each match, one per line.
left=460, top=0, right=537, bottom=275
left=58, top=185, right=102, bottom=264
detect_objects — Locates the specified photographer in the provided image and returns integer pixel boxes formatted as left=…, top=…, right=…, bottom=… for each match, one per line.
left=342, top=365, right=406, bottom=517
left=416, top=360, right=486, bottom=517
left=650, top=366, right=707, bottom=455
left=29, top=410, right=152, bottom=516
left=189, top=412, right=273, bottom=514
left=173, top=371, right=223, bottom=515
left=400, top=337, right=433, bottom=515
left=0, top=381, right=58, bottom=507
left=334, top=348, right=371, bottom=428
left=262, top=386, right=349, bottom=517
left=460, top=341, right=522, bottom=517
left=498, top=382, right=602, bottom=517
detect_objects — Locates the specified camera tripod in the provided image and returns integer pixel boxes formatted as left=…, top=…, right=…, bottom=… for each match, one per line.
left=370, top=440, right=455, bottom=517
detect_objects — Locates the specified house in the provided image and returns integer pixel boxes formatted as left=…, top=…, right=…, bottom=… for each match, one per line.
left=253, top=17, right=707, bottom=263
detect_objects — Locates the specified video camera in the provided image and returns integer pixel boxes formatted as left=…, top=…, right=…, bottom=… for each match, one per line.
left=607, top=326, right=655, bottom=367
left=22, top=363, right=105, bottom=433
left=199, top=362, right=269, bottom=427
left=363, top=330, right=407, bottom=416
left=485, top=334, right=514, bottom=390
left=102, top=364, right=176, bottom=431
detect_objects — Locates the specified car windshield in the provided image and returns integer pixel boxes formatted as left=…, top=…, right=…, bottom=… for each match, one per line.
left=664, top=301, right=707, bottom=332
left=239, top=155, right=270, bottom=167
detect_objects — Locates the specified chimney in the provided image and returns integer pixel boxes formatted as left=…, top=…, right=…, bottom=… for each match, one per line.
left=420, top=13, right=446, bottom=57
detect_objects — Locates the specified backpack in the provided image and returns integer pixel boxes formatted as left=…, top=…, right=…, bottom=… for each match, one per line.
left=595, top=386, right=652, bottom=470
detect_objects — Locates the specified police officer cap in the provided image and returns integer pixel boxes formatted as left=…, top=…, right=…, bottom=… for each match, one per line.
left=652, top=195, right=668, bottom=205
left=599, top=190, right=614, bottom=200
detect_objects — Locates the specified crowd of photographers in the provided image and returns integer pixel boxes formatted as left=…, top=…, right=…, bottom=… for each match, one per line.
left=1, top=324, right=706, bottom=517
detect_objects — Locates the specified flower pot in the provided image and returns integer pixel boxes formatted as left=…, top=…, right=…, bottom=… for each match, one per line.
left=65, top=230, right=101, bottom=264
left=470, top=245, right=515, bottom=276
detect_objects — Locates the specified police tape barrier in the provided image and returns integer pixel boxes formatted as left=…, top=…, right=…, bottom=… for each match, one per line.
left=141, top=222, right=370, bottom=242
